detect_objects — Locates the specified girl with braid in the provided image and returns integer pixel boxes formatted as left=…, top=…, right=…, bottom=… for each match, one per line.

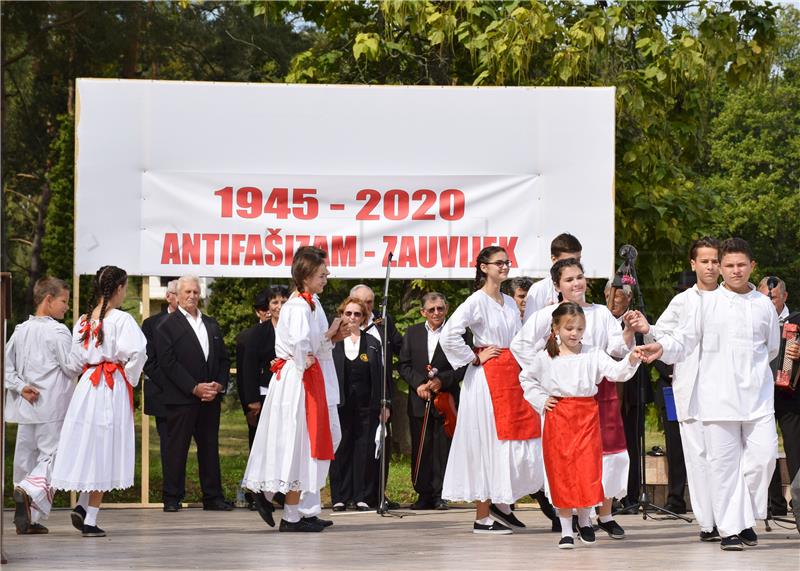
left=51, top=266, right=147, bottom=537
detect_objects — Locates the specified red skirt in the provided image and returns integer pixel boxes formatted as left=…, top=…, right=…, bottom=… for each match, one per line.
left=482, top=349, right=540, bottom=440
left=543, top=397, right=604, bottom=508
left=594, top=379, right=627, bottom=454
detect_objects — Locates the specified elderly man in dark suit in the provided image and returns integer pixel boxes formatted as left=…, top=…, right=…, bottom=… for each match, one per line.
left=399, top=292, right=467, bottom=510
left=156, top=275, right=232, bottom=512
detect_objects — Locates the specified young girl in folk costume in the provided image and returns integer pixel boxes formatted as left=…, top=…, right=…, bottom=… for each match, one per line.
left=511, top=258, right=634, bottom=538
left=440, top=246, right=544, bottom=534
left=521, top=302, right=642, bottom=549
left=243, top=246, right=346, bottom=532
left=50, top=266, right=147, bottom=537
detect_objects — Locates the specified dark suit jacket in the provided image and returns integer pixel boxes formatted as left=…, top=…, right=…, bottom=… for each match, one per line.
left=141, top=310, right=171, bottom=417
left=155, top=310, right=231, bottom=406
left=333, top=334, right=392, bottom=411
left=398, top=322, right=467, bottom=418
left=368, top=310, right=403, bottom=389
left=238, top=320, right=277, bottom=408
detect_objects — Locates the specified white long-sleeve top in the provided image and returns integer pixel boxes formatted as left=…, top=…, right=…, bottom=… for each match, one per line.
left=522, top=276, right=558, bottom=324
left=4, top=315, right=83, bottom=424
left=521, top=345, right=640, bottom=415
left=311, top=293, right=339, bottom=406
left=440, top=290, right=520, bottom=368
left=511, top=303, right=631, bottom=381
left=659, top=284, right=779, bottom=422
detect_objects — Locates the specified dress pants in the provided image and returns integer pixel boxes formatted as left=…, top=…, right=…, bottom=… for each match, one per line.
left=679, top=419, right=715, bottom=531
left=768, top=402, right=800, bottom=514
left=330, top=399, right=378, bottom=506
left=622, top=399, right=643, bottom=505
left=654, top=379, right=688, bottom=509
left=409, top=412, right=451, bottom=504
left=163, top=399, right=225, bottom=504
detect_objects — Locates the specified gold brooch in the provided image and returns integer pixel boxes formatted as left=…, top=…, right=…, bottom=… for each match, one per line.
left=359, top=353, right=369, bottom=362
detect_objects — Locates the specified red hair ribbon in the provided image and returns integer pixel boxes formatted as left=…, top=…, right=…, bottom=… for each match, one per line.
left=299, top=291, right=316, bottom=310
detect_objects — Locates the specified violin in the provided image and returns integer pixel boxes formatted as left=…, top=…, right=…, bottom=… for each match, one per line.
left=426, top=365, right=457, bottom=437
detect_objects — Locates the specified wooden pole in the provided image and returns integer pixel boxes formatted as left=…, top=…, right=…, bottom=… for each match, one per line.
left=70, top=269, right=79, bottom=509
left=140, top=277, right=151, bottom=505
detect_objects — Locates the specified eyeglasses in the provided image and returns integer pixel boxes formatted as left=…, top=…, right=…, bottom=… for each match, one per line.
left=344, top=311, right=363, bottom=317
left=425, top=306, right=446, bottom=313
left=486, top=260, right=512, bottom=268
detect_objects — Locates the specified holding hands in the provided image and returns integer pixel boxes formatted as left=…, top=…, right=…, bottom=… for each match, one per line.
left=623, top=310, right=650, bottom=334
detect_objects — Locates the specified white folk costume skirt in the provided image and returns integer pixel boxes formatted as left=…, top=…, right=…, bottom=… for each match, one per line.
left=242, top=360, right=330, bottom=494
left=601, top=451, right=629, bottom=500
left=51, top=366, right=135, bottom=492
left=442, top=366, right=543, bottom=504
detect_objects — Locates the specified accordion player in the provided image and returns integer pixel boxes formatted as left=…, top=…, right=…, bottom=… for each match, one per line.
left=776, top=311, right=800, bottom=391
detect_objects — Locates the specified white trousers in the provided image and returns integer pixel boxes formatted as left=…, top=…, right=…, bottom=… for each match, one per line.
left=679, top=419, right=715, bottom=532
left=13, top=421, right=62, bottom=522
left=299, top=405, right=342, bottom=517
left=703, top=414, right=777, bottom=537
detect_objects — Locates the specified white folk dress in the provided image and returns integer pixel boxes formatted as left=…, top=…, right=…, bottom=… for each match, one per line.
left=50, top=310, right=147, bottom=492
left=242, top=294, right=333, bottom=494
left=441, top=290, right=544, bottom=505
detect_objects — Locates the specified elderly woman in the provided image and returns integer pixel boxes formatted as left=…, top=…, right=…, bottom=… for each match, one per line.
left=329, top=296, right=391, bottom=512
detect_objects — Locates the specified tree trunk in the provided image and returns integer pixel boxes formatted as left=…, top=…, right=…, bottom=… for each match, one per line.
left=25, top=182, right=53, bottom=307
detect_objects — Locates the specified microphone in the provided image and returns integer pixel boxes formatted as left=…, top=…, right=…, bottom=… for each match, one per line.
left=619, top=244, right=638, bottom=262
left=767, top=276, right=779, bottom=290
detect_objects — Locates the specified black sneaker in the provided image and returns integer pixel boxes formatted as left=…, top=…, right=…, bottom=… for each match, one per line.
left=473, top=520, right=513, bottom=535
left=720, top=535, right=743, bottom=551
left=71, top=505, right=86, bottom=531
left=578, top=525, right=596, bottom=545
left=279, top=518, right=324, bottom=532
left=699, top=527, right=721, bottom=542
left=558, top=536, right=574, bottom=549
left=12, top=487, right=31, bottom=535
left=82, top=524, right=106, bottom=538
left=739, top=527, right=758, bottom=546
left=597, top=518, right=625, bottom=539
left=551, top=518, right=562, bottom=533
left=490, top=504, right=526, bottom=528
left=253, top=493, right=275, bottom=527
left=303, top=516, right=333, bottom=528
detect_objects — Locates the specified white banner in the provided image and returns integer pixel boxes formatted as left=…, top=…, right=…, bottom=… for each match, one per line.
left=76, top=80, right=615, bottom=279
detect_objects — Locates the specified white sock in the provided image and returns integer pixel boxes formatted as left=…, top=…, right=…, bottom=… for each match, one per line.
left=577, top=508, right=591, bottom=528
left=283, top=503, right=300, bottom=523
left=476, top=517, right=493, bottom=526
left=494, top=503, right=511, bottom=515
left=599, top=514, right=613, bottom=524
left=77, top=492, right=90, bottom=509
left=30, top=508, right=41, bottom=524
left=84, top=506, right=99, bottom=527
left=559, top=516, right=573, bottom=538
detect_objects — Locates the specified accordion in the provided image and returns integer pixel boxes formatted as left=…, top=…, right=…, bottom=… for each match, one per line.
left=776, top=312, right=800, bottom=391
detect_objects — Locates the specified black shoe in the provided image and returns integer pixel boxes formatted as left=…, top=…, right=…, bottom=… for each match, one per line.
left=332, top=502, right=346, bottom=512
left=411, top=498, right=436, bottom=510
left=13, top=487, right=31, bottom=535
left=163, top=501, right=181, bottom=513
left=531, top=490, right=558, bottom=522
left=739, top=527, right=758, bottom=546
left=203, top=498, right=234, bottom=511
left=597, top=518, right=625, bottom=539
left=247, top=500, right=257, bottom=511
left=303, top=516, right=333, bottom=528
left=356, top=502, right=371, bottom=512
left=82, top=524, right=106, bottom=538
left=279, top=518, right=324, bottom=532
left=18, top=522, right=49, bottom=535
left=663, top=502, right=687, bottom=515
left=490, top=504, right=526, bottom=528
left=253, top=493, right=275, bottom=527
left=434, top=499, right=450, bottom=511
left=71, top=505, right=86, bottom=531
left=578, top=525, right=596, bottom=545
left=720, top=535, right=743, bottom=551
left=384, top=498, right=400, bottom=509
left=618, top=500, right=639, bottom=515
left=700, top=527, right=721, bottom=542
left=558, top=536, right=574, bottom=549
left=551, top=518, right=562, bottom=533
left=768, top=506, right=788, bottom=517
left=473, top=520, right=513, bottom=535
left=572, top=514, right=579, bottom=533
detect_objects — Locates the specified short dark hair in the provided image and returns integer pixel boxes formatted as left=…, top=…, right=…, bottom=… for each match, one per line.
left=509, top=277, right=534, bottom=293
left=33, top=277, right=68, bottom=307
left=550, top=258, right=584, bottom=287
left=551, top=233, right=582, bottom=257
left=719, top=237, right=753, bottom=262
left=689, top=236, right=720, bottom=261
left=291, top=246, right=327, bottom=292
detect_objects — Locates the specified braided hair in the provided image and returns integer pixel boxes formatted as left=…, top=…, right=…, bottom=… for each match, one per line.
left=473, top=246, right=507, bottom=291
left=545, top=302, right=585, bottom=358
left=80, top=265, right=128, bottom=347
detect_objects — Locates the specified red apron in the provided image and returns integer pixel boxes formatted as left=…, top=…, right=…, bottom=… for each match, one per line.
left=481, top=349, right=540, bottom=440
left=594, top=379, right=627, bottom=454
left=543, top=397, right=604, bottom=508
left=83, top=362, right=133, bottom=411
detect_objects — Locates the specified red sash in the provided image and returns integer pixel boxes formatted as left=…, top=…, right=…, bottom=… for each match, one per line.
left=481, top=349, right=540, bottom=440
left=543, top=397, right=604, bottom=508
left=83, top=362, right=133, bottom=411
left=593, top=379, right=627, bottom=454
left=271, top=358, right=334, bottom=461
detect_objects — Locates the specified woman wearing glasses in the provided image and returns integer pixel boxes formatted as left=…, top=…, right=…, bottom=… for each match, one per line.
left=329, top=296, right=391, bottom=512
left=440, top=246, right=544, bottom=534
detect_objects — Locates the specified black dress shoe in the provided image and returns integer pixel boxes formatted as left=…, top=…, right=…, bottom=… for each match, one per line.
left=303, top=516, right=333, bottom=528
left=434, top=499, right=450, bottom=511
left=163, top=502, right=181, bottom=513
left=490, top=504, right=526, bottom=528
left=384, top=498, right=400, bottom=509
left=279, top=518, right=324, bottom=532
left=203, top=499, right=234, bottom=511
left=253, top=494, right=275, bottom=527
left=71, top=505, right=86, bottom=531
left=273, top=492, right=286, bottom=507
left=662, top=502, right=687, bottom=515
left=551, top=518, right=562, bottom=533
left=356, top=502, right=371, bottom=512
left=531, top=490, right=558, bottom=522
left=82, top=524, right=106, bottom=538
left=411, top=498, right=435, bottom=510
left=332, top=502, right=346, bottom=512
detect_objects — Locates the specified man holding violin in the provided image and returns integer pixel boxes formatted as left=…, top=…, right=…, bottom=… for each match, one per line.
left=399, top=292, right=468, bottom=510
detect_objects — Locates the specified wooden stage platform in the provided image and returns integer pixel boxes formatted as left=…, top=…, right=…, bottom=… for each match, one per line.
left=3, top=505, right=798, bottom=570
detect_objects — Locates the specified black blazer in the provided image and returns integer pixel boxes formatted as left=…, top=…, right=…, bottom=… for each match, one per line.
left=398, top=322, right=467, bottom=418
left=368, top=310, right=403, bottom=389
left=141, top=310, right=171, bottom=417
left=238, top=320, right=277, bottom=408
left=333, top=334, right=392, bottom=411
left=155, top=310, right=231, bottom=406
